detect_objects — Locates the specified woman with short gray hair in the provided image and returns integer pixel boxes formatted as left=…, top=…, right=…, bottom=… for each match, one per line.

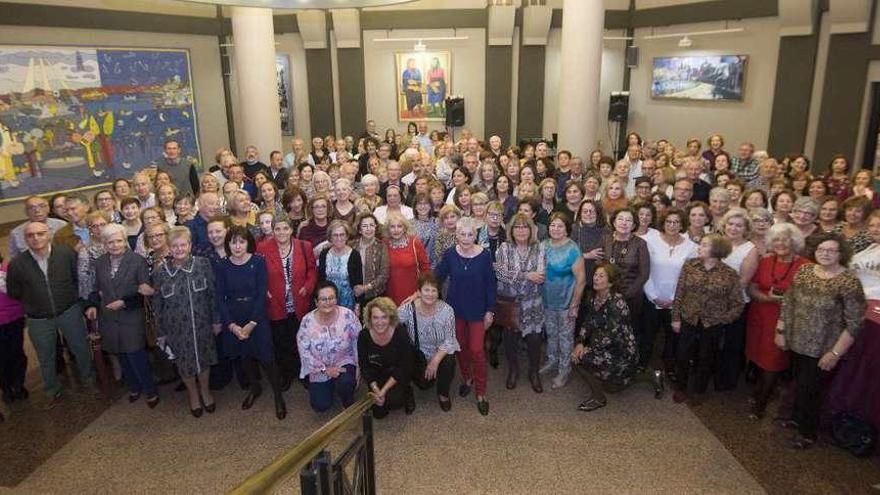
left=84, top=223, right=158, bottom=408
left=434, top=215, right=498, bottom=415
left=746, top=222, right=809, bottom=419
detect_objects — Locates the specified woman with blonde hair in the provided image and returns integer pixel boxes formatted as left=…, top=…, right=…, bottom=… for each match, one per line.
left=601, top=176, right=628, bottom=218
left=359, top=297, right=416, bottom=418
left=384, top=213, right=431, bottom=305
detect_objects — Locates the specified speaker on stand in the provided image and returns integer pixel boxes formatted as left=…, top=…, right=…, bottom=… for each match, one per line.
left=608, top=91, right=629, bottom=159
left=445, top=96, right=465, bottom=141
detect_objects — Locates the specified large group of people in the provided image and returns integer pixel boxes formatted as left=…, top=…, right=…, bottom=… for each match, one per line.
left=0, top=124, right=876, bottom=451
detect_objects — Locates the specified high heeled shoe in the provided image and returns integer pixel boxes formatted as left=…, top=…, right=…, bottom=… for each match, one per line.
left=242, top=387, right=262, bottom=410
left=529, top=371, right=543, bottom=394
left=652, top=369, right=665, bottom=400
left=275, top=397, right=287, bottom=420
left=190, top=406, right=203, bottom=418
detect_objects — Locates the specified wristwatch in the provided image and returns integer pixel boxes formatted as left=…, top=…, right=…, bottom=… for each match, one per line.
left=320, top=366, right=327, bottom=374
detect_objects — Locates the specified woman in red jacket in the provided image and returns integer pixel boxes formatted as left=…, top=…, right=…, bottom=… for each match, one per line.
left=256, top=217, right=318, bottom=390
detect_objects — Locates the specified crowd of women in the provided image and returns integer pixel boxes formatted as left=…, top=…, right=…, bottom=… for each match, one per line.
left=1, top=127, right=875, bottom=451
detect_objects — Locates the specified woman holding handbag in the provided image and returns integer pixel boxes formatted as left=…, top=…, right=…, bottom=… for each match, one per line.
left=398, top=274, right=460, bottom=411
left=494, top=213, right=546, bottom=392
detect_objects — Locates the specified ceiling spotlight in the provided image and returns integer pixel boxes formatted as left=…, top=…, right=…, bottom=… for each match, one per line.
left=414, top=40, right=426, bottom=52
left=678, top=36, right=693, bottom=48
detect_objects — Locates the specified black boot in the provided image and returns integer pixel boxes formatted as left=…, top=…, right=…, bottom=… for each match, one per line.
left=525, top=334, right=543, bottom=393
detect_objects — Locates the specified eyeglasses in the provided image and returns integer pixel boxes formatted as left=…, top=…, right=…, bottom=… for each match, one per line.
left=317, top=296, right=337, bottom=303
left=488, top=213, right=502, bottom=219
left=147, top=233, right=166, bottom=240
left=27, top=204, right=48, bottom=211
left=815, top=247, right=840, bottom=255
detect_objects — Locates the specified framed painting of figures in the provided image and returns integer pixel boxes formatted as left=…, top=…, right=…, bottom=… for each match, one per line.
left=395, top=51, right=451, bottom=122
left=651, top=55, right=747, bottom=101
left=0, top=45, right=200, bottom=203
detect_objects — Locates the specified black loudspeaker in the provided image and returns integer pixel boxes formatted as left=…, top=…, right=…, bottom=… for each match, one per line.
left=626, top=45, right=639, bottom=68
left=445, top=97, right=465, bottom=127
left=608, top=92, right=629, bottom=123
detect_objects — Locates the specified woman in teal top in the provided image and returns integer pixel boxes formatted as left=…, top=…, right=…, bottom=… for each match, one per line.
left=541, top=212, right=587, bottom=389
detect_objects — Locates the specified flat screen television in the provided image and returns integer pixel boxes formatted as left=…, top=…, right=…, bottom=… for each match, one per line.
left=651, top=55, right=747, bottom=101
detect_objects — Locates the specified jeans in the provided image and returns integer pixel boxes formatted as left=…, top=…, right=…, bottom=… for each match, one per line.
left=309, top=364, right=357, bottom=412
left=0, top=318, right=27, bottom=395
left=413, top=353, right=456, bottom=398
left=454, top=319, right=487, bottom=396
left=118, top=349, right=158, bottom=398
left=27, top=304, right=94, bottom=397
left=544, top=309, right=574, bottom=378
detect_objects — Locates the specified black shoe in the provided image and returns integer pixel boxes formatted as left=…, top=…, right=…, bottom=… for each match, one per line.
left=242, top=388, right=262, bottom=410
left=458, top=382, right=472, bottom=398
left=128, top=392, right=141, bottom=403
left=275, top=398, right=287, bottom=420
left=174, top=382, right=187, bottom=392
left=438, top=396, right=452, bottom=412
left=529, top=371, right=543, bottom=394
left=190, top=406, right=203, bottom=418
left=652, top=370, right=665, bottom=400
left=505, top=369, right=518, bottom=390
left=577, top=398, right=607, bottom=412
left=488, top=350, right=500, bottom=369
left=146, top=396, right=160, bottom=409
left=204, top=401, right=216, bottom=414
left=477, top=399, right=489, bottom=416
left=404, top=389, right=416, bottom=415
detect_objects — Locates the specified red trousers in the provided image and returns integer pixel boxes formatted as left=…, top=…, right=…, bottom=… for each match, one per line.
left=455, top=318, right=487, bottom=396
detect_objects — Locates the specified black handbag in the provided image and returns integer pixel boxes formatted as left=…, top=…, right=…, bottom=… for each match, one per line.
left=410, top=304, right=429, bottom=372
left=831, top=412, right=877, bottom=458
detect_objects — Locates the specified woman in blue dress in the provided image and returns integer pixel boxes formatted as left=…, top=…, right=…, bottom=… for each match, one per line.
left=215, top=225, right=286, bottom=420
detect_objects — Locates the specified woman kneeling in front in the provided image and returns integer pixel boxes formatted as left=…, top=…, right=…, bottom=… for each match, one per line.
left=298, top=281, right=361, bottom=412
left=571, top=263, right=640, bottom=411
left=359, top=297, right=416, bottom=418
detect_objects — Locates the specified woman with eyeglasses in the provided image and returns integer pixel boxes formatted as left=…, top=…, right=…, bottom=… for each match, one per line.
left=643, top=208, right=698, bottom=379
left=776, top=233, right=864, bottom=449
left=748, top=208, right=773, bottom=257
left=297, top=280, right=361, bottom=412
left=746, top=223, right=809, bottom=419
left=317, top=220, right=363, bottom=313
left=494, top=213, right=545, bottom=392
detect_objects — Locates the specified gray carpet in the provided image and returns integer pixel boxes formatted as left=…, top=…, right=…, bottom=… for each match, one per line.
left=3, top=366, right=764, bottom=494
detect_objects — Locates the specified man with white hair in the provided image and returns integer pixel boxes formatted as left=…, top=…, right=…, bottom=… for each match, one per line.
left=283, top=137, right=307, bottom=169
left=416, top=122, right=433, bottom=155
left=730, top=142, right=759, bottom=186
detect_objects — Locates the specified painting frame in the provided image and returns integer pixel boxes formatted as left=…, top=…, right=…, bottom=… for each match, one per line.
left=276, top=53, right=293, bottom=136
left=395, top=51, right=451, bottom=122
left=650, top=54, right=748, bottom=102
left=0, top=43, right=201, bottom=204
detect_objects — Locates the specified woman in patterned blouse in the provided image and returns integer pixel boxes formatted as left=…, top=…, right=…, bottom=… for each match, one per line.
left=671, top=234, right=744, bottom=404
left=571, top=263, right=640, bottom=412
left=776, top=232, right=865, bottom=449
left=297, top=280, right=362, bottom=412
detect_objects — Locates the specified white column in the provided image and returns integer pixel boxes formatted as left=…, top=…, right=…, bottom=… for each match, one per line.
left=557, top=0, right=604, bottom=155
left=231, top=7, right=282, bottom=156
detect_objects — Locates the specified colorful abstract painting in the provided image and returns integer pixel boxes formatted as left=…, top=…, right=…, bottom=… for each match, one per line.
left=0, top=45, right=200, bottom=203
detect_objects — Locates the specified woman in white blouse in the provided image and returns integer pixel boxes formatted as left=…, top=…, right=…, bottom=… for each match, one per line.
left=398, top=273, right=460, bottom=412
left=643, top=208, right=698, bottom=378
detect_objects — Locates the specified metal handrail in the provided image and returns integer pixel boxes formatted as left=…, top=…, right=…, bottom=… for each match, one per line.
left=229, top=394, right=376, bottom=495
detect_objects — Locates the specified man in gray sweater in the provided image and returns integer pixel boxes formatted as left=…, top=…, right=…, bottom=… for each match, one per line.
left=7, top=222, right=93, bottom=401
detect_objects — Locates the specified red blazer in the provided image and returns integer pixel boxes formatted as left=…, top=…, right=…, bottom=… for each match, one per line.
left=257, top=236, right=317, bottom=321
